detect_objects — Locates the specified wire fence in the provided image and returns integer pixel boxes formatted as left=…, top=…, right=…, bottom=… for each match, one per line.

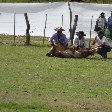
left=0, top=2, right=112, bottom=45
left=0, top=12, right=70, bottom=45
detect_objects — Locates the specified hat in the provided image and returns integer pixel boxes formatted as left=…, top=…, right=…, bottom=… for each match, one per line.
left=54, top=27, right=65, bottom=31
left=101, top=12, right=105, bottom=15
left=76, top=31, right=86, bottom=36
left=97, top=30, right=104, bottom=35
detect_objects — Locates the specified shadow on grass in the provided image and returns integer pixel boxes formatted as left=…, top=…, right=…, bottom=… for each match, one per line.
left=46, top=56, right=112, bottom=60
left=0, top=103, right=47, bottom=110
left=86, top=57, right=112, bottom=60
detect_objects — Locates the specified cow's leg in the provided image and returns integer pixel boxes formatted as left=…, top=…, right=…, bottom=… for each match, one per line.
left=55, top=52, right=65, bottom=58
left=76, top=49, right=97, bottom=58
left=46, top=47, right=55, bottom=57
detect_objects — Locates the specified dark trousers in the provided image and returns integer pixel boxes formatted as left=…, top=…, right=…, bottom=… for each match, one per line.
left=97, top=45, right=111, bottom=58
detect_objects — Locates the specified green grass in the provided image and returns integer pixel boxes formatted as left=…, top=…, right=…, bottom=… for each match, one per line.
left=0, top=38, right=112, bottom=112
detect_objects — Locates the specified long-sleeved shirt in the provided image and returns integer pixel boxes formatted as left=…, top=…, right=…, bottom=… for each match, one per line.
left=73, top=35, right=88, bottom=48
left=108, top=16, right=112, bottom=26
left=94, top=35, right=110, bottom=46
left=96, top=17, right=107, bottom=28
left=49, top=33, right=68, bottom=47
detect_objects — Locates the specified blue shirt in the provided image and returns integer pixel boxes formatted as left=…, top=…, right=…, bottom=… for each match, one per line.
left=49, top=33, right=68, bottom=47
left=108, top=16, right=112, bottom=26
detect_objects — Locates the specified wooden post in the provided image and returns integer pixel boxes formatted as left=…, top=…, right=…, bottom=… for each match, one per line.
left=68, top=2, right=73, bottom=45
left=43, top=14, right=47, bottom=44
left=89, top=16, right=93, bottom=49
left=71, top=15, right=78, bottom=45
left=62, top=14, right=63, bottom=26
left=14, top=13, right=16, bottom=43
left=24, top=13, right=30, bottom=45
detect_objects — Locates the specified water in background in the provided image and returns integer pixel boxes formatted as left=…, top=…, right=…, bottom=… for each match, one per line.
left=0, top=2, right=111, bottom=38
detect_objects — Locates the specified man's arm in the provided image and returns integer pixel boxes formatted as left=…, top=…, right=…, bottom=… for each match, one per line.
left=92, top=36, right=97, bottom=45
left=73, top=37, right=78, bottom=47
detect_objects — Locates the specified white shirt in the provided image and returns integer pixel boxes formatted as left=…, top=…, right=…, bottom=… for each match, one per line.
left=73, top=35, right=88, bottom=48
left=97, top=17, right=107, bottom=28
left=95, top=36, right=110, bottom=46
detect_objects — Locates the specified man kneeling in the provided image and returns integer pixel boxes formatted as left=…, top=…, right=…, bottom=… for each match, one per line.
left=92, top=31, right=111, bottom=59
left=73, top=31, right=89, bottom=50
left=46, top=27, right=68, bottom=56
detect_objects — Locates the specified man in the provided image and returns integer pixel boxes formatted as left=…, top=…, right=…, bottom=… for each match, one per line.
left=108, top=11, right=112, bottom=28
left=94, top=12, right=107, bottom=32
left=92, top=31, right=111, bottom=59
left=46, top=27, right=68, bottom=56
left=73, top=31, right=88, bottom=50
left=106, top=11, right=112, bottom=39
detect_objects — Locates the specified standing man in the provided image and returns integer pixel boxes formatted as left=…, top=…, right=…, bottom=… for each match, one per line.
left=46, top=27, right=68, bottom=56
left=107, top=11, right=112, bottom=28
left=92, top=31, right=111, bottom=59
left=107, top=11, right=112, bottom=38
left=95, top=12, right=107, bottom=32
left=73, top=31, right=88, bottom=50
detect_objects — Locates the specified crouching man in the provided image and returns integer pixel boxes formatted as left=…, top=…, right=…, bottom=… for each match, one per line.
left=92, top=31, right=111, bottom=59
left=46, top=27, right=68, bottom=57
left=73, top=31, right=89, bottom=50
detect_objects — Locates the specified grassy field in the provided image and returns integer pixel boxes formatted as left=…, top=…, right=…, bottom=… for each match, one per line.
left=0, top=37, right=112, bottom=112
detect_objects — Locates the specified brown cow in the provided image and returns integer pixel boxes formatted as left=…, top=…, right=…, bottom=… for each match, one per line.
left=46, top=43, right=98, bottom=58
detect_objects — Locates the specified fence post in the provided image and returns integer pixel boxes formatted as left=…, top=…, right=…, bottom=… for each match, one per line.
left=68, top=2, right=73, bottom=45
left=24, top=13, right=30, bottom=45
left=43, top=14, right=47, bottom=44
left=71, top=15, right=78, bottom=45
left=62, top=14, right=63, bottom=26
left=14, top=13, right=16, bottom=43
left=89, top=16, right=93, bottom=49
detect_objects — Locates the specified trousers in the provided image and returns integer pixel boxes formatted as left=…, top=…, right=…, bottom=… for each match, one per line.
left=97, top=45, right=111, bottom=58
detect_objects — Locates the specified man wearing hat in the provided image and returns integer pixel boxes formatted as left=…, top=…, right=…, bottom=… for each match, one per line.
left=46, top=27, right=68, bottom=56
left=95, top=12, right=107, bottom=32
left=92, top=30, right=111, bottom=59
left=73, top=31, right=88, bottom=50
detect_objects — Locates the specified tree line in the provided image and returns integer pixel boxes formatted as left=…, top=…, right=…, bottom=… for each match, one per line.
left=0, top=0, right=112, bottom=3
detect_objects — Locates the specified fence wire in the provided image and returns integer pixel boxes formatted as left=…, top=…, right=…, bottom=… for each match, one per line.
left=0, top=2, right=112, bottom=45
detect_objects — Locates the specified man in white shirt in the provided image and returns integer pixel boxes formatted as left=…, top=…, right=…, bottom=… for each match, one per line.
left=73, top=31, right=88, bottom=50
left=92, top=31, right=111, bottom=59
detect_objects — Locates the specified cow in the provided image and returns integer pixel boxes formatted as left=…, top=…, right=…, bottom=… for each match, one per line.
left=46, top=43, right=98, bottom=58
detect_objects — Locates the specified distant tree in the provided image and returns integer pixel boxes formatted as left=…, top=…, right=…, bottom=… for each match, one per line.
left=70, top=0, right=83, bottom=2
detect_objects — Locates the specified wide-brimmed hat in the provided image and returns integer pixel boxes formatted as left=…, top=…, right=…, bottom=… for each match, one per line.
left=76, top=31, right=86, bottom=36
left=97, top=30, right=104, bottom=35
left=100, top=12, right=105, bottom=15
left=54, top=27, right=65, bottom=31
